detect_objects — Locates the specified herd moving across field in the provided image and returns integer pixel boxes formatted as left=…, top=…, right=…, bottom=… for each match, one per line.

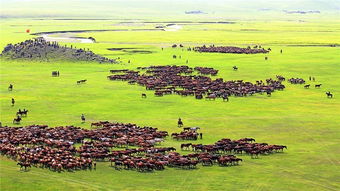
left=107, top=65, right=286, bottom=100
left=0, top=121, right=286, bottom=172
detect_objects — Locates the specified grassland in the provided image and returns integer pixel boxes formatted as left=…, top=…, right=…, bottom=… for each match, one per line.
left=0, top=17, right=340, bottom=191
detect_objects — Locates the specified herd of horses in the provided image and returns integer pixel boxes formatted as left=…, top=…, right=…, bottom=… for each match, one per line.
left=108, top=65, right=286, bottom=100
left=192, top=45, right=270, bottom=54
left=0, top=121, right=286, bottom=172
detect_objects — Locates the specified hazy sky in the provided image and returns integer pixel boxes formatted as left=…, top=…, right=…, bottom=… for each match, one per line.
left=1, top=0, right=339, bottom=18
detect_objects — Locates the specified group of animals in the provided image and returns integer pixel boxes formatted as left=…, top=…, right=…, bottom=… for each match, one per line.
left=108, top=65, right=286, bottom=100
left=0, top=121, right=286, bottom=172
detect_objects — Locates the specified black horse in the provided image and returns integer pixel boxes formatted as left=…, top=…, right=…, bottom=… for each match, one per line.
left=178, top=118, right=183, bottom=127
left=17, top=162, right=31, bottom=171
left=17, top=109, right=28, bottom=116
left=13, top=116, right=22, bottom=124
left=222, top=94, right=229, bottom=102
left=81, top=114, right=86, bottom=123
left=326, top=92, right=333, bottom=98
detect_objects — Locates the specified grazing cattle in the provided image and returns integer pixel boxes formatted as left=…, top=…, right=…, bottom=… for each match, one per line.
left=265, top=56, right=268, bottom=60
left=11, top=98, right=15, bottom=106
left=326, top=92, right=333, bottom=98
left=233, top=66, right=238, bottom=71
left=8, top=84, right=13, bottom=91
left=315, top=84, right=322, bottom=88
left=266, top=91, right=272, bottom=96
left=304, top=84, right=310, bottom=89
left=142, top=93, right=147, bottom=98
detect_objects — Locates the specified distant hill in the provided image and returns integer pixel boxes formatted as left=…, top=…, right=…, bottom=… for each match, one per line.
left=1, top=38, right=116, bottom=63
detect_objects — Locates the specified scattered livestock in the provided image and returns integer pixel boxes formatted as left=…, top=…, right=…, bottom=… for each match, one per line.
left=107, top=65, right=286, bottom=100
left=81, top=114, right=86, bottom=123
left=77, top=79, right=87, bottom=84
left=326, top=92, right=333, bottom=98
left=16, top=109, right=28, bottom=117
left=178, top=118, right=183, bottom=127
left=12, top=116, right=22, bottom=124
left=11, top=98, right=15, bottom=106
left=193, top=45, right=270, bottom=54
left=52, top=71, right=60, bottom=77
left=288, top=78, right=305, bottom=84
left=142, top=93, right=147, bottom=98
left=8, top=84, right=13, bottom=91
left=315, top=84, right=322, bottom=88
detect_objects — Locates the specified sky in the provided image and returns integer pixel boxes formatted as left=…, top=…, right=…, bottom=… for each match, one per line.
left=0, top=0, right=339, bottom=18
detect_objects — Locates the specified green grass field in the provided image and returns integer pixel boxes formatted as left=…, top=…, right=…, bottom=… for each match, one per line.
left=0, top=14, right=340, bottom=191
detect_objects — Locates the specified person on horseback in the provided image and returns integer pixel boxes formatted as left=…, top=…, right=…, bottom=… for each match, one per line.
left=178, top=118, right=183, bottom=127
left=81, top=114, right=86, bottom=123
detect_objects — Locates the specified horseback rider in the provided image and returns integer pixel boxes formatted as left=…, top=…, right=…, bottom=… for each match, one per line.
left=81, top=114, right=86, bottom=123
left=178, top=118, right=183, bottom=127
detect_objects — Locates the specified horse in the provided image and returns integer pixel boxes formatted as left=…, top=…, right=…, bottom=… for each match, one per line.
left=222, top=94, right=229, bottom=102
left=52, top=71, right=59, bottom=77
left=77, top=79, right=87, bottom=84
left=181, top=143, right=192, bottom=150
left=178, top=118, right=183, bottom=127
left=17, top=162, right=31, bottom=171
left=81, top=114, right=86, bottom=123
left=326, top=92, right=333, bottom=98
left=304, top=84, right=310, bottom=89
left=141, top=93, right=147, bottom=98
left=205, top=94, right=216, bottom=100
left=17, top=109, right=28, bottom=116
left=190, top=127, right=200, bottom=132
left=233, top=66, right=238, bottom=71
left=13, top=116, right=22, bottom=124
left=8, top=84, right=13, bottom=91
left=266, top=91, right=272, bottom=97
left=315, top=84, right=322, bottom=88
